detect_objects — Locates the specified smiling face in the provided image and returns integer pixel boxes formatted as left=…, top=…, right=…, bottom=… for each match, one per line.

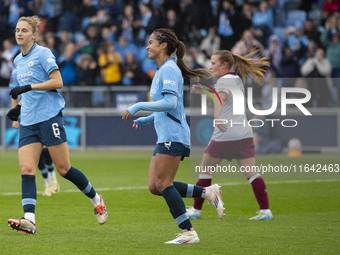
left=15, top=21, right=36, bottom=48
left=210, top=54, right=229, bottom=78
left=146, top=33, right=166, bottom=60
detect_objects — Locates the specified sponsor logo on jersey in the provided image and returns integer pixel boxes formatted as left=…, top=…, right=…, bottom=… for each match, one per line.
left=164, top=80, right=176, bottom=86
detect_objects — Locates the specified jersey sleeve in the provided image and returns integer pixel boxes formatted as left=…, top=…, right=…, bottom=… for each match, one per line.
left=160, top=66, right=179, bottom=97
left=215, top=77, right=231, bottom=96
left=39, top=48, right=59, bottom=75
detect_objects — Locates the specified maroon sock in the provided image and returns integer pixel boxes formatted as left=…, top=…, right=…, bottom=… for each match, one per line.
left=193, top=178, right=212, bottom=210
left=251, top=177, right=269, bottom=210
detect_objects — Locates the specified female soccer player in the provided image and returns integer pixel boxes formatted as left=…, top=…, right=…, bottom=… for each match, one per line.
left=187, top=50, right=273, bottom=220
left=7, top=16, right=108, bottom=234
left=8, top=69, right=59, bottom=197
left=122, top=28, right=224, bottom=244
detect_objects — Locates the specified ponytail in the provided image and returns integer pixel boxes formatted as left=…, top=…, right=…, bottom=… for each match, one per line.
left=232, top=51, right=269, bottom=84
left=213, top=50, right=269, bottom=84
left=153, top=28, right=211, bottom=79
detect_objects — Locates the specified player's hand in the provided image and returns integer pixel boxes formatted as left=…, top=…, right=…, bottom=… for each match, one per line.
left=9, top=85, right=32, bottom=99
left=7, top=104, right=21, bottom=121
left=191, top=84, right=203, bottom=94
left=12, top=121, right=20, bottom=129
left=122, top=110, right=132, bottom=121
left=216, top=123, right=227, bottom=132
left=132, top=120, right=140, bottom=130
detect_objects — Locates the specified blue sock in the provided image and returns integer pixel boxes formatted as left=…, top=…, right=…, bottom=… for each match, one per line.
left=173, top=182, right=204, bottom=198
left=63, top=166, right=96, bottom=199
left=39, top=167, right=48, bottom=179
left=22, top=175, right=36, bottom=214
left=162, top=185, right=192, bottom=231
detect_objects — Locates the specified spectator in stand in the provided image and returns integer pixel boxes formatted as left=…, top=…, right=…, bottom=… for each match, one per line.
left=304, top=40, right=317, bottom=60
left=199, top=26, right=220, bottom=58
left=322, top=0, right=340, bottom=25
left=323, top=15, right=339, bottom=38
left=98, top=41, right=122, bottom=85
left=99, top=0, right=123, bottom=27
left=100, top=25, right=115, bottom=43
left=286, top=22, right=309, bottom=65
left=115, top=35, right=139, bottom=62
left=121, top=52, right=144, bottom=86
left=2, top=37, right=20, bottom=64
left=231, top=29, right=264, bottom=56
left=304, top=19, right=322, bottom=48
left=37, top=0, right=63, bottom=33
left=118, top=4, right=137, bottom=43
left=322, top=19, right=340, bottom=78
left=86, top=24, right=102, bottom=59
left=0, top=50, right=11, bottom=87
left=264, top=34, right=282, bottom=76
left=217, top=0, right=237, bottom=50
left=76, top=53, right=98, bottom=86
left=232, top=2, right=253, bottom=42
left=90, top=9, right=112, bottom=28
left=58, top=41, right=79, bottom=85
left=300, top=48, right=333, bottom=107
left=44, top=31, right=59, bottom=59
left=75, top=33, right=93, bottom=56
left=164, top=9, right=184, bottom=40
left=57, top=30, right=73, bottom=56
left=280, top=45, right=301, bottom=78
left=135, top=3, right=160, bottom=46
left=252, top=0, right=273, bottom=48
left=78, top=0, right=98, bottom=30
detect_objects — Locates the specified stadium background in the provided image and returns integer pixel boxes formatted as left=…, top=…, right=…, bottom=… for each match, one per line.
left=0, top=0, right=339, bottom=254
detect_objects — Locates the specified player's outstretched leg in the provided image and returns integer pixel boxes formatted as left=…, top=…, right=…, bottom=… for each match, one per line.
left=248, top=174, right=273, bottom=220
left=173, top=181, right=225, bottom=219
left=62, top=166, right=108, bottom=224
left=186, top=174, right=212, bottom=219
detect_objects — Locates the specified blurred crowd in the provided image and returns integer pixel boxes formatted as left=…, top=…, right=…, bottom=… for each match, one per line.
left=0, top=0, right=340, bottom=107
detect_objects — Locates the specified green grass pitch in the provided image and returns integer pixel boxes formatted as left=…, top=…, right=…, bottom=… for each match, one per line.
left=0, top=151, right=339, bottom=255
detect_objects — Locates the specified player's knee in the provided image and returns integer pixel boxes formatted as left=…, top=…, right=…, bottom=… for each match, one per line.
left=20, top=165, right=35, bottom=175
left=55, top=164, right=71, bottom=176
left=154, top=180, right=170, bottom=194
left=148, top=183, right=160, bottom=195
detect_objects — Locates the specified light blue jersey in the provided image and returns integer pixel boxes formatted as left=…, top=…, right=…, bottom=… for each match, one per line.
left=150, top=58, right=190, bottom=147
left=13, top=43, right=65, bottom=126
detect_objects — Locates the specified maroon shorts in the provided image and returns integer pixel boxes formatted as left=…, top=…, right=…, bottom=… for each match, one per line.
left=205, top=138, right=255, bottom=161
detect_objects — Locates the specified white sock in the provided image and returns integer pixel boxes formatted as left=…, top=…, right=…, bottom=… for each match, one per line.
left=24, top=213, right=35, bottom=224
left=260, top=209, right=271, bottom=214
left=48, top=170, right=56, bottom=179
left=198, top=173, right=212, bottom=179
left=43, top=178, right=49, bottom=186
left=90, top=193, right=101, bottom=206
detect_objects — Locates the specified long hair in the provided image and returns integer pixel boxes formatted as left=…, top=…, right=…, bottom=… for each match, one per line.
left=152, top=28, right=211, bottom=79
left=212, top=50, right=270, bottom=84
left=17, top=16, right=41, bottom=42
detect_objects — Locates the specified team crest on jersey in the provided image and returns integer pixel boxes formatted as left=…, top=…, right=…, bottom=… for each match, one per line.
left=156, top=78, right=159, bottom=84
left=28, top=61, right=34, bottom=66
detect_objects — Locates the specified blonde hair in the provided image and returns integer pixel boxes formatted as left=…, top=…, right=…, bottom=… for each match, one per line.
left=152, top=28, right=211, bottom=79
left=17, top=16, right=41, bottom=40
left=213, top=50, right=270, bottom=84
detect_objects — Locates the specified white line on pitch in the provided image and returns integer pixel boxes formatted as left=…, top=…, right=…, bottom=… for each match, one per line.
left=1, top=179, right=339, bottom=196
